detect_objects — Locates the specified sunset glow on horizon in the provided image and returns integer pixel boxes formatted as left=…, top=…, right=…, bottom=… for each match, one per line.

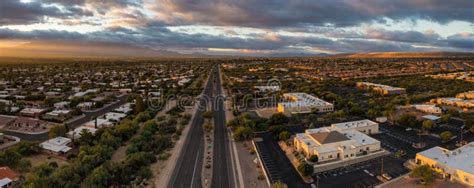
left=0, top=0, right=472, bottom=57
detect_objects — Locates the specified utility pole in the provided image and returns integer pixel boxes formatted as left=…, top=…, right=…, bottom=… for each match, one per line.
left=380, top=156, right=384, bottom=175
left=316, top=175, right=319, bottom=188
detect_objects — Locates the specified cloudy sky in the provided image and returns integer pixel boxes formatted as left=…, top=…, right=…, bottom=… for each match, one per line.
left=0, top=0, right=473, bottom=56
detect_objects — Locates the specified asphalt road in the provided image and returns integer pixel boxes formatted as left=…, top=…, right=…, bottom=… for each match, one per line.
left=67, top=95, right=129, bottom=129
left=211, top=66, right=234, bottom=188
left=169, top=70, right=213, bottom=188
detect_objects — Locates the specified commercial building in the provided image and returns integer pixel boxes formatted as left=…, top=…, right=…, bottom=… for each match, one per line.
left=456, top=91, right=474, bottom=99
left=277, top=93, right=333, bottom=114
left=40, top=137, right=72, bottom=155
left=294, top=120, right=382, bottom=164
left=356, top=82, right=406, bottom=95
left=415, top=142, right=474, bottom=187
left=330, top=119, right=379, bottom=135
left=254, top=85, right=280, bottom=92
left=411, top=104, right=442, bottom=114
left=431, top=97, right=474, bottom=109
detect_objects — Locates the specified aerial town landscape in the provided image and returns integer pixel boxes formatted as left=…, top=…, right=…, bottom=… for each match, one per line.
left=0, top=0, right=473, bottom=188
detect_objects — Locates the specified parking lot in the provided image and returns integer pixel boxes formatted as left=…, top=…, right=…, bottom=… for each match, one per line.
left=254, top=132, right=310, bottom=188
left=315, top=155, right=409, bottom=188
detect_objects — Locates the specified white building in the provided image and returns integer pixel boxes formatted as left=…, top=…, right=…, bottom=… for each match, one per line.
left=277, top=93, right=334, bottom=114
left=77, top=102, right=95, bottom=110
left=67, top=126, right=97, bottom=139
left=415, top=142, right=474, bottom=187
left=40, top=137, right=72, bottom=154
left=412, top=104, right=442, bottom=114
left=294, top=120, right=382, bottom=164
left=84, top=118, right=112, bottom=129
left=330, top=119, right=379, bottom=135
left=53, top=101, right=70, bottom=109
left=114, top=103, right=133, bottom=114
left=254, top=85, right=280, bottom=92
left=356, top=82, right=406, bottom=95
left=103, top=112, right=127, bottom=123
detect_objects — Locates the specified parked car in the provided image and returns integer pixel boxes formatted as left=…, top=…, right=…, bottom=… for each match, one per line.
left=382, top=173, right=392, bottom=180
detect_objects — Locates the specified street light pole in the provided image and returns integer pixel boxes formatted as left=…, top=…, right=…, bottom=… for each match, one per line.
left=381, top=156, right=384, bottom=175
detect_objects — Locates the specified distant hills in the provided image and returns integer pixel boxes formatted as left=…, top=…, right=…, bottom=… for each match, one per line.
left=331, top=52, right=474, bottom=58
left=1, top=40, right=472, bottom=59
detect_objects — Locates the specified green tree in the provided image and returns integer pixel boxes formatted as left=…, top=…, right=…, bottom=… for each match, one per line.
left=135, top=96, right=145, bottom=113
left=297, top=162, right=313, bottom=176
left=309, top=155, right=318, bottom=163
left=85, top=165, right=112, bottom=187
left=268, top=113, right=289, bottom=125
left=17, top=158, right=32, bottom=173
left=422, top=120, right=434, bottom=131
left=49, top=124, right=68, bottom=138
left=202, top=111, right=213, bottom=119
left=412, top=165, right=435, bottom=184
left=233, top=127, right=253, bottom=141
left=397, top=114, right=419, bottom=128
left=0, top=150, right=21, bottom=166
left=440, top=131, right=453, bottom=142
left=204, top=123, right=213, bottom=132
left=272, top=181, right=288, bottom=188
left=440, top=114, right=451, bottom=123
left=279, top=131, right=291, bottom=141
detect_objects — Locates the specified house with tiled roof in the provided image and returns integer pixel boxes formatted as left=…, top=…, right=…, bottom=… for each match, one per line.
left=0, top=166, right=18, bottom=188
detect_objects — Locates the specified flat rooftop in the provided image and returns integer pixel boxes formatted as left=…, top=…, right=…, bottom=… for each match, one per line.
left=280, top=92, right=333, bottom=107
left=418, top=142, right=474, bottom=174
left=331, top=119, right=377, bottom=130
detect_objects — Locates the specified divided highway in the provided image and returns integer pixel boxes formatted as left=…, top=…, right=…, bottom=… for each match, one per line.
left=211, top=66, right=234, bottom=188
left=169, top=65, right=234, bottom=188
left=169, top=70, right=213, bottom=188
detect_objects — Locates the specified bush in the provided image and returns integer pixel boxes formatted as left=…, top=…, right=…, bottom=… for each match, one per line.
left=440, top=131, right=453, bottom=142
left=279, top=131, right=291, bottom=141
left=233, top=127, right=253, bottom=141
left=412, top=165, right=435, bottom=184
left=202, top=111, right=213, bottom=119
left=297, top=162, right=313, bottom=176
left=268, top=113, right=289, bottom=125
left=309, top=155, right=318, bottom=163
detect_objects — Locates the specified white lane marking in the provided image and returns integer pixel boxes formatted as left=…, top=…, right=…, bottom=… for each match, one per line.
left=231, top=136, right=244, bottom=188
left=191, top=150, right=200, bottom=188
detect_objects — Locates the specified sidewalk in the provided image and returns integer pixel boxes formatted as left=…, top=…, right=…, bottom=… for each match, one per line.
left=152, top=74, right=210, bottom=188
left=151, top=102, right=196, bottom=188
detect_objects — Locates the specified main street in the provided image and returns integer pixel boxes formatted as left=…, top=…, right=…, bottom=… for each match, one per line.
left=169, top=69, right=213, bottom=188
left=211, top=65, right=234, bottom=188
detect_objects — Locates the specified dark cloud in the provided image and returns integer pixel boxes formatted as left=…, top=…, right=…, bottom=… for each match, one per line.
left=0, top=0, right=472, bottom=55
left=445, top=33, right=474, bottom=49
left=0, top=0, right=64, bottom=25
left=155, top=0, right=474, bottom=27
left=0, top=26, right=458, bottom=54
left=0, top=0, right=95, bottom=25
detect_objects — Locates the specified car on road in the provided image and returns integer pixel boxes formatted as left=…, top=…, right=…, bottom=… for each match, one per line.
left=382, top=173, right=392, bottom=180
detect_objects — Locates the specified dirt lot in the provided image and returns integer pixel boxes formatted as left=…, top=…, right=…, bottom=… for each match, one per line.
left=24, top=153, right=69, bottom=168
